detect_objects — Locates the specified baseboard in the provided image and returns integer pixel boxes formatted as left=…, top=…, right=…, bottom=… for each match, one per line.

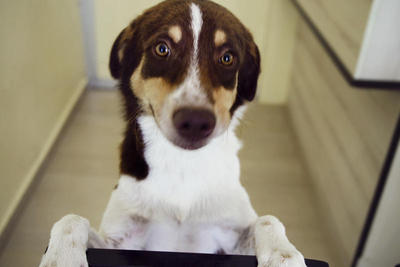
left=89, top=77, right=117, bottom=89
left=0, top=77, right=88, bottom=247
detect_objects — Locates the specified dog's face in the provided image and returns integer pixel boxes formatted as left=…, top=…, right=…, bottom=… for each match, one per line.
left=110, top=0, right=260, bottom=150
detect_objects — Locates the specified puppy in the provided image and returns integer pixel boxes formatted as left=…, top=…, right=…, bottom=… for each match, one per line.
left=39, top=1, right=306, bottom=266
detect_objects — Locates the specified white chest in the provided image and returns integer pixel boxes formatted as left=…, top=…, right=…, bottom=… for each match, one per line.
left=101, top=115, right=257, bottom=253
left=143, top=221, right=239, bottom=253
left=136, top=115, right=245, bottom=221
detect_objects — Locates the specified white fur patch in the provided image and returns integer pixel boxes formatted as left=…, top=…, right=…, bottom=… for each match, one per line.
left=190, top=3, right=203, bottom=60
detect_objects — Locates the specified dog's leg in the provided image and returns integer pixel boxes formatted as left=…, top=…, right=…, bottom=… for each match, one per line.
left=254, top=215, right=306, bottom=267
left=234, top=215, right=306, bottom=267
left=38, top=214, right=107, bottom=267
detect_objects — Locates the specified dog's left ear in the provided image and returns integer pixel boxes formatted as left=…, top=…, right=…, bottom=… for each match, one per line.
left=237, top=41, right=261, bottom=102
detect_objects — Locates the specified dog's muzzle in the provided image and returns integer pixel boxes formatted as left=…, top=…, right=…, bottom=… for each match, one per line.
left=173, top=108, right=216, bottom=147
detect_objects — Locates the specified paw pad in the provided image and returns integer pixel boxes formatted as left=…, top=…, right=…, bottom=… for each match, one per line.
left=261, top=220, right=271, bottom=226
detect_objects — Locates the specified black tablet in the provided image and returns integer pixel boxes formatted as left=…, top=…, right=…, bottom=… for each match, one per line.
left=87, top=248, right=329, bottom=267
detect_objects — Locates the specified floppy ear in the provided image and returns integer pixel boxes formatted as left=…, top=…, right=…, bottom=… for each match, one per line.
left=109, top=20, right=141, bottom=80
left=237, top=42, right=261, bottom=101
left=109, top=29, right=127, bottom=79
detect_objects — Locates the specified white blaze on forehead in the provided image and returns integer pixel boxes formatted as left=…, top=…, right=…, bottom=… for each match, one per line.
left=179, top=3, right=205, bottom=105
left=190, top=3, right=203, bottom=59
left=168, top=3, right=207, bottom=108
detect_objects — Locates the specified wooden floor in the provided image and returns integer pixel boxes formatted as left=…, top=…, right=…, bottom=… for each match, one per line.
left=0, top=89, right=341, bottom=266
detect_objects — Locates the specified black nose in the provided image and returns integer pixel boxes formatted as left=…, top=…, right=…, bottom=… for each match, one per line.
left=173, top=108, right=216, bottom=141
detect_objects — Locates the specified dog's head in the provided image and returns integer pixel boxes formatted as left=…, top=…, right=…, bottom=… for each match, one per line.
left=110, top=0, right=260, bottom=150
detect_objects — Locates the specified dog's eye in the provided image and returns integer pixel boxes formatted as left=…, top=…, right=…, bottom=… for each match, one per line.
left=219, top=52, right=234, bottom=66
left=155, top=42, right=170, bottom=57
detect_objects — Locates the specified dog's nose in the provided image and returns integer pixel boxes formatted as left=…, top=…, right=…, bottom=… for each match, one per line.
left=173, top=108, right=216, bottom=141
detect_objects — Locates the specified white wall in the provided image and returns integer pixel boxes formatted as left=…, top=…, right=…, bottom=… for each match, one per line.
left=92, top=0, right=297, bottom=104
left=355, top=0, right=400, bottom=81
left=356, top=140, right=400, bottom=267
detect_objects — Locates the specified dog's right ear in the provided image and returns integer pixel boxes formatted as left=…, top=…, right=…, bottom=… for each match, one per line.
left=109, top=20, right=141, bottom=80
left=109, top=29, right=127, bottom=79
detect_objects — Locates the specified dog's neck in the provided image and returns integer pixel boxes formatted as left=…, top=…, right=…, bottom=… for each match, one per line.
left=119, top=106, right=247, bottom=181
left=138, top=113, right=242, bottom=168
left=115, top=112, right=252, bottom=225
left=121, top=113, right=246, bottom=223
left=141, top=105, right=245, bottom=174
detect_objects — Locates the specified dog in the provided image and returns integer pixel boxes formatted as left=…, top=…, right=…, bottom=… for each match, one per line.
left=39, top=0, right=306, bottom=266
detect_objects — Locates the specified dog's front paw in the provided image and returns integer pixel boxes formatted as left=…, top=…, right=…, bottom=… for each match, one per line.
left=255, top=215, right=306, bottom=267
left=257, top=247, right=306, bottom=267
left=39, top=247, right=88, bottom=267
left=39, top=214, right=90, bottom=267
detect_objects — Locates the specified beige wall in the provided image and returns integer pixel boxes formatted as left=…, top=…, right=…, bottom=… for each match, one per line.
left=94, top=0, right=296, bottom=104
left=0, top=0, right=87, bottom=238
left=288, top=18, right=400, bottom=265
left=257, top=0, right=299, bottom=104
left=297, top=0, right=372, bottom=75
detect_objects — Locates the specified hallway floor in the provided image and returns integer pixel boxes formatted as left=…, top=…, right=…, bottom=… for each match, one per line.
left=0, top=89, right=341, bottom=266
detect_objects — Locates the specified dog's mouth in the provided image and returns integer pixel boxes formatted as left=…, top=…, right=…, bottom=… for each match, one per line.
left=170, top=138, right=209, bottom=150
left=154, top=107, right=217, bottom=150
left=162, top=129, right=212, bottom=150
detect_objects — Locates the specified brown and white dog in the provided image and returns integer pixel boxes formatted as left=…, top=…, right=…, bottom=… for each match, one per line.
left=39, top=1, right=306, bottom=266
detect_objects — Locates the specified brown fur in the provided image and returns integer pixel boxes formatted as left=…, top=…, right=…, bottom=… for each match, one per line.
left=213, top=86, right=237, bottom=130
left=130, top=60, right=176, bottom=116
